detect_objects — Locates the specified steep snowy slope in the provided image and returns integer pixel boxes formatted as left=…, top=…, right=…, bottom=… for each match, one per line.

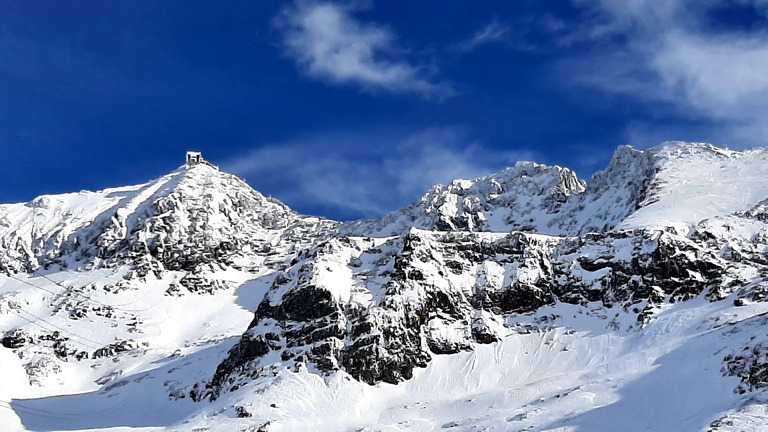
left=202, top=142, right=768, bottom=431
left=618, top=143, right=768, bottom=231
left=179, top=297, right=768, bottom=432
left=3, top=143, right=768, bottom=432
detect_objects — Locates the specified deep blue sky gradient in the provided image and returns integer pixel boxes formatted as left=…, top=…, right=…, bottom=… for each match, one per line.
left=1, top=1, right=765, bottom=220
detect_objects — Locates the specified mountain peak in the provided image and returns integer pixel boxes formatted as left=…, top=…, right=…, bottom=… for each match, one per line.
left=0, top=156, right=334, bottom=275
left=340, top=160, right=588, bottom=236
left=652, top=140, right=736, bottom=157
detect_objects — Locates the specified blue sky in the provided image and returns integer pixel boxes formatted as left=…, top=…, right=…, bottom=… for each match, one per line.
left=2, top=0, right=768, bottom=220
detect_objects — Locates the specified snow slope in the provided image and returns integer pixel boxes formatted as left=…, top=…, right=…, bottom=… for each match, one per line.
left=618, top=143, right=768, bottom=231
left=188, top=298, right=768, bottom=432
left=9, top=296, right=768, bottom=432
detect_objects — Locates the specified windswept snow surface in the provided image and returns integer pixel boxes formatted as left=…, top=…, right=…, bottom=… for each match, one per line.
left=618, top=143, right=768, bottom=232
left=3, top=142, right=768, bottom=431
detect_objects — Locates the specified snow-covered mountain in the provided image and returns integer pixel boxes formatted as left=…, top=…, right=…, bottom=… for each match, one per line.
left=3, top=143, right=768, bottom=432
left=341, top=142, right=768, bottom=236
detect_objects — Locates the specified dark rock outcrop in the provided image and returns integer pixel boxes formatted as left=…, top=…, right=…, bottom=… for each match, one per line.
left=206, top=216, right=746, bottom=396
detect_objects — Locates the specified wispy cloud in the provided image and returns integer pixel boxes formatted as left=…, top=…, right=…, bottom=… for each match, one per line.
left=560, top=0, right=768, bottom=147
left=451, top=19, right=548, bottom=54
left=274, top=1, right=452, bottom=98
left=224, top=128, right=534, bottom=219
left=454, top=21, right=512, bottom=52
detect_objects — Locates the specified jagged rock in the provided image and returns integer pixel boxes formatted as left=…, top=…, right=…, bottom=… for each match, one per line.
left=209, top=214, right=742, bottom=393
left=92, top=340, right=138, bottom=359
left=2, top=329, right=30, bottom=349
left=0, top=163, right=336, bottom=285
left=235, top=405, right=253, bottom=418
left=25, top=356, right=63, bottom=386
left=724, top=343, right=768, bottom=393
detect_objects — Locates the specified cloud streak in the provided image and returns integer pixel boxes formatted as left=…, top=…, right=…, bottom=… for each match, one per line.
left=275, top=1, right=452, bottom=98
left=562, top=0, right=768, bottom=147
left=224, top=128, right=533, bottom=219
left=454, top=21, right=512, bottom=52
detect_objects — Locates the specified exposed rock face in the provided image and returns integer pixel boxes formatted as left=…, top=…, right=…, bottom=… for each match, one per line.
left=339, top=162, right=590, bottom=236
left=207, top=212, right=762, bottom=397
left=338, top=145, right=659, bottom=237
left=724, top=342, right=768, bottom=393
left=340, top=142, right=768, bottom=238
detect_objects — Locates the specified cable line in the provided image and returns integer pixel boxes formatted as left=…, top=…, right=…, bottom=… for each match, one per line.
left=39, top=273, right=157, bottom=311
left=6, top=274, right=153, bottom=313
left=4, top=306, right=104, bottom=350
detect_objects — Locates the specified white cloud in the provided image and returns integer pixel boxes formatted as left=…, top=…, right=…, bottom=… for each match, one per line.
left=455, top=21, right=512, bottom=52
left=224, top=128, right=533, bottom=219
left=652, top=31, right=768, bottom=116
left=274, top=1, right=452, bottom=98
left=563, top=0, right=768, bottom=147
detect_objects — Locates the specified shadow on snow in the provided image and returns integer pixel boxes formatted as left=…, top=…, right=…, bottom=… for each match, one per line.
left=12, top=337, right=239, bottom=431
